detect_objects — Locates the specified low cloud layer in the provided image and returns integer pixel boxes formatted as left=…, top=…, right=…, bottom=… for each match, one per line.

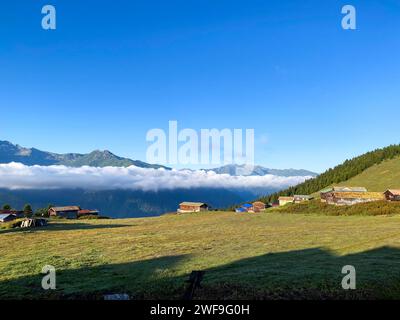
left=0, top=162, right=310, bottom=191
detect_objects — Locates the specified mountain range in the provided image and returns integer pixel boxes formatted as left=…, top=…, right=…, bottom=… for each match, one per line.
left=205, top=164, right=317, bottom=177
left=0, top=140, right=316, bottom=177
left=0, top=140, right=165, bottom=169
left=0, top=140, right=316, bottom=217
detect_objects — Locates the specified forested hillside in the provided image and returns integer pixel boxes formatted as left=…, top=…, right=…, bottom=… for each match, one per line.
left=260, top=144, right=400, bottom=203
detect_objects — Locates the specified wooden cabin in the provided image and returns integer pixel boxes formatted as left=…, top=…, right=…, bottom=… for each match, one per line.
left=78, top=209, right=99, bottom=217
left=278, top=196, right=294, bottom=206
left=178, top=202, right=209, bottom=213
left=324, top=192, right=384, bottom=206
left=320, top=187, right=367, bottom=202
left=252, top=201, right=266, bottom=212
left=48, top=206, right=81, bottom=219
left=384, top=190, right=400, bottom=201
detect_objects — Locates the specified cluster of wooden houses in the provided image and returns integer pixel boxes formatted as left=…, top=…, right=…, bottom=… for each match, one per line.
left=320, top=187, right=400, bottom=205
left=277, top=187, right=400, bottom=207
left=0, top=205, right=99, bottom=224
left=177, top=201, right=268, bottom=213
left=235, top=202, right=266, bottom=213
left=48, top=206, right=99, bottom=219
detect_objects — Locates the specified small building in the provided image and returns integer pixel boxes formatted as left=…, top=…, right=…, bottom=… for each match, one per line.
left=278, top=196, right=295, bottom=206
left=0, top=210, right=24, bottom=218
left=324, top=192, right=384, bottom=206
left=320, top=187, right=367, bottom=202
left=294, top=195, right=313, bottom=203
left=78, top=209, right=99, bottom=217
left=384, top=190, right=400, bottom=201
left=252, top=201, right=266, bottom=212
left=48, top=206, right=81, bottom=219
left=178, top=202, right=209, bottom=213
left=242, top=203, right=253, bottom=211
left=0, top=214, right=16, bottom=223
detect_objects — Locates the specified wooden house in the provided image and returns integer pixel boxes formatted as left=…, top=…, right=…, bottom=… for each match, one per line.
left=278, top=196, right=294, bottom=206
left=324, top=192, right=384, bottom=206
left=0, top=210, right=24, bottom=218
left=252, top=201, right=266, bottom=212
left=78, top=209, right=99, bottom=217
left=320, top=187, right=367, bottom=202
left=178, top=202, right=209, bottom=213
left=48, top=206, right=81, bottom=219
left=384, top=190, right=400, bottom=201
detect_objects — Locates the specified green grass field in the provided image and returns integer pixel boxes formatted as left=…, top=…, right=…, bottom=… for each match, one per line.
left=2, top=211, right=400, bottom=300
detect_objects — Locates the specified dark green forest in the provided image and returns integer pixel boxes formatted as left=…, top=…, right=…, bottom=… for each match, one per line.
left=259, top=144, right=400, bottom=203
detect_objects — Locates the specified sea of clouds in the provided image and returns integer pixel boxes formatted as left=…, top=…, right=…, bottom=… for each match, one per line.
left=0, top=162, right=311, bottom=191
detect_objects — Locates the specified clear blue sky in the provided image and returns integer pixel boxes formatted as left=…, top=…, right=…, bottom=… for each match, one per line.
left=1, top=0, right=400, bottom=172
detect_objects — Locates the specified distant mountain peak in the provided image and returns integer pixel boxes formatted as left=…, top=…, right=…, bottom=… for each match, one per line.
left=205, top=164, right=317, bottom=177
left=0, top=140, right=167, bottom=169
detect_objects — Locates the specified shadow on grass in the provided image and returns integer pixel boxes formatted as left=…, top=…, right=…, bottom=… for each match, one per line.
left=2, top=247, right=400, bottom=300
left=0, top=222, right=131, bottom=234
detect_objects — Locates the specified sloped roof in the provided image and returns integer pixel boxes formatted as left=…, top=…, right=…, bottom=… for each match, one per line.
left=294, top=195, right=313, bottom=199
left=279, top=196, right=294, bottom=201
left=385, top=189, right=400, bottom=196
left=331, top=192, right=384, bottom=200
left=253, top=201, right=266, bottom=206
left=179, top=202, right=207, bottom=207
left=321, top=187, right=367, bottom=193
left=78, top=209, right=99, bottom=214
left=0, top=213, right=15, bottom=220
left=50, top=206, right=81, bottom=212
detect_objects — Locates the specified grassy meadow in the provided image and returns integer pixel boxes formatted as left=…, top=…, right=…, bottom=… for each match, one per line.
left=2, top=210, right=400, bottom=299
left=336, top=157, right=400, bottom=191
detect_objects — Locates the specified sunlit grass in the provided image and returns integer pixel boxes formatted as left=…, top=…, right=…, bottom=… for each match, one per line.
left=1, top=211, right=400, bottom=299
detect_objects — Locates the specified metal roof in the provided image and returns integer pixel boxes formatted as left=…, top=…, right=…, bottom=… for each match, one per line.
left=321, top=187, right=367, bottom=193
left=0, top=213, right=15, bottom=220
left=179, top=202, right=207, bottom=207
left=331, top=192, right=384, bottom=200
left=50, top=206, right=81, bottom=212
left=278, top=196, right=294, bottom=201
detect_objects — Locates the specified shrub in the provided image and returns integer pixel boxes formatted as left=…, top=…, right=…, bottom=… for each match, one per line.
left=271, top=200, right=400, bottom=216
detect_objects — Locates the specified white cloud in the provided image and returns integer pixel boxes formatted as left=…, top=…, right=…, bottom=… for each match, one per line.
left=0, top=162, right=311, bottom=191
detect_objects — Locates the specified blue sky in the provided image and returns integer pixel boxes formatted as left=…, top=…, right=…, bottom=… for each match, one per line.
left=1, top=0, right=400, bottom=173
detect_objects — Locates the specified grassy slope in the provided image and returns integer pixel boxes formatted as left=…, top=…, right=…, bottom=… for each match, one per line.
left=2, top=212, right=400, bottom=299
left=309, top=156, right=400, bottom=197
left=336, top=156, right=400, bottom=191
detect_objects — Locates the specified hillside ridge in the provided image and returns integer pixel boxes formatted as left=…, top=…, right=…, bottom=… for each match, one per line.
left=258, top=144, right=400, bottom=203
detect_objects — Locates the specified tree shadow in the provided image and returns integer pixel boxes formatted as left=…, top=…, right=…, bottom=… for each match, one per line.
left=0, top=222, right=131, bottom=234
left=1, top=247, right=400, bottom=300
left=197, top=246, right=400, bottom=299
